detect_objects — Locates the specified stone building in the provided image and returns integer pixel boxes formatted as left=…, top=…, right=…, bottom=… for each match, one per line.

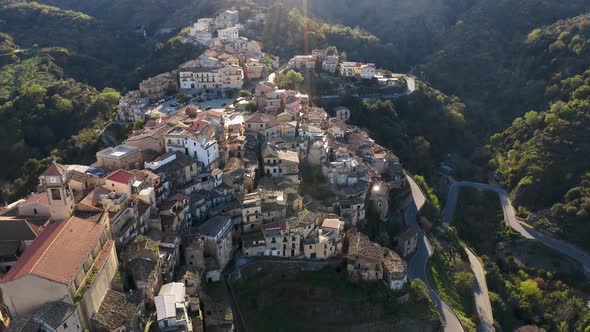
left=345, top=230, right=407, bottom=290
left=139, top=72, right=178, bottom=101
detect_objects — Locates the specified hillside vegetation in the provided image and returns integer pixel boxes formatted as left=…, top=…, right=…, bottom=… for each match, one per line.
left=0, top=2, right=150, bottom=88
left=336, top=81, right=467, bottom=175
left=258, top=0, right=477, bottom=71
left=0, top=53, right=119, bottom=202
left=421, top=0, right=590, bottom=133
left=526, top=12, right=590, bottom=94
left=0, top=32, right=18, bottom=66
left=491, top=70, right=590, bottom=252
left=233, top=266, right=441, bottom=331
left=0, top=1, right=206, bottom=90
left=35, top=0, right=229, bottom=33
left=260, top=4, right=404, bottom=72
left=0, top=0, right=211, bottom=202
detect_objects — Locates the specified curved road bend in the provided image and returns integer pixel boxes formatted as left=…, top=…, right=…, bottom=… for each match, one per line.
left=441, top=179, right=495, bottom=332
left=405, top=175, right=464, bottom=332
left=445, top=180, right=590, bottom=275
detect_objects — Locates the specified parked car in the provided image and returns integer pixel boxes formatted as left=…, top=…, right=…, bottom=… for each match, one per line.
left=157, top=99, right=165, bottom=104
left=221, top=103, right=227, bottom=107
left=205, top=106, right=212, bottom=110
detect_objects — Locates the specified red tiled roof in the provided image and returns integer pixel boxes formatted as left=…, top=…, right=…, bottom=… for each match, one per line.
left=169, top=193, right=190, bottom=202
left=21, top=192, right=49, bottom=206
left=80, top=185, right=112, bottom=207
left=245, top=112, right=270, bottom=123
left=0, top=217, right=43, bottom=240
left=105, top=169, right=136, bottom=184
left=2, top=212, right=106, bottom=284
left=261, top=220, right=288, bottom=231
left=41, top=163, right=67, bottom=177
left=188, top=120, right=211, bottom=133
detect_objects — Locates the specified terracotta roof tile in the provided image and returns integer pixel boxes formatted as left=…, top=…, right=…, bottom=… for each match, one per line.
left=169, top=193, right=190, bottom=202
left=21, top=192, right=49, bottom=206
left=245, top=112, right=270, bottom=123
left=105, top=169, right=136, bottom=184
left=41, top=163, right=67, bottom=177
left=2, top=211, right=106, bottom=284
left=0, top=217, right=42, bottom=241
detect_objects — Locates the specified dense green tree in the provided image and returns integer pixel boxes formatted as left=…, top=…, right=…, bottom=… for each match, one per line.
left=491, top=70, right=590, bottom=251
left=238, top=89, right=252, bottom=98
left=175, top=92, right=189, bottom=104
left=244, top=101, right=257, bottom=113
left=0, top=53, right=121, bottom=202
left=275, top=69, right=304, bottom=90
left=453, top=271, right=475, bottom=297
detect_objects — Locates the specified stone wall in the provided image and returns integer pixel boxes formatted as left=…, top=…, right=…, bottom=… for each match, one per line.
left=229, top=258, right=342, bottom=283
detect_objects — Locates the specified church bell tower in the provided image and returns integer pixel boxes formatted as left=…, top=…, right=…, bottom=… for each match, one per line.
left=40, top=162, right=74, bottom=221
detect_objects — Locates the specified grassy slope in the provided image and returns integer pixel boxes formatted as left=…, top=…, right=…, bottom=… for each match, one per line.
left=233, top=267, right=440, bottom=332
left=429, top=251, right=476, bottom=332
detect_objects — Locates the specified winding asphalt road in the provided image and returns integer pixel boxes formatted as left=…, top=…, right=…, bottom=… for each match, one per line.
left=441, top=178, right=495, bottom=332
left=405, top=174, right=464, bottom=332
left=464, top=248, right=495, bottom=332
left=444, top=179, right=590, bottom=276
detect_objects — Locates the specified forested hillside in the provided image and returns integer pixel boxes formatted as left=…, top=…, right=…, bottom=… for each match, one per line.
left=34, top=0, right=229, bottom=33
left=421, top=0, right=590, bottom=132
left=1, top=0, right=589, bottom=227
left=0, top=52, right=120, bottom=201
left=268, top=0, right=590, bottom=132
left=260, top=4, right=405, bottom=72
left=491, top=70, right=590, bottom=251
left=258, top=0, right=476, bottom=70
left=0, top=32, right=18, bottom=66
left=0, top=0, right=211, bottom=202
left=340, top=82, right=468, bottom=175
left=487, top=11, right=590, bottom=252
left=526, top=12, right=590, bottom=94
left=259, top=0, right=590, bottom=147
left=0, top=2, right=149, bottom=88
left=0, top=1, right=206, bottom=89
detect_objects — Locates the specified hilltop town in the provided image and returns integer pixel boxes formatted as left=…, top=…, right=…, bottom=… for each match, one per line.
left=4, top=0, right=590, bottom=331
left=0, top=8, right=428, bottom=332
